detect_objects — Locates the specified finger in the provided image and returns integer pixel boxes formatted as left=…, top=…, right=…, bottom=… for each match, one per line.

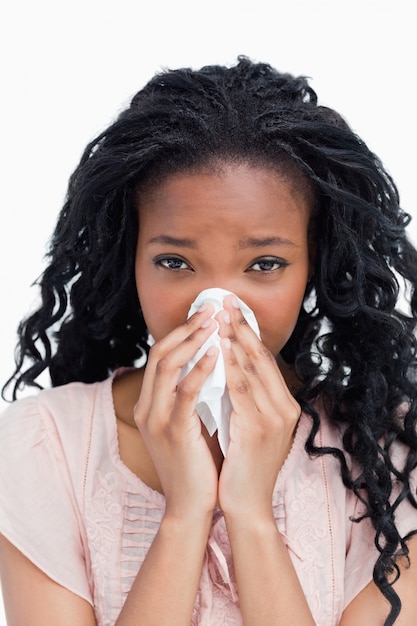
left=221, top=337, right=300, bottom=449
left=216, top=306, right=271, bottom=391
left=136, top=306, right=216, bottom=421
left=171, top=345, right=219, bottom=427
left=219, top=336, right=256, bottom=416
left=149, top=303, right=216, bottom=366
left=140, top=313, right=217, bottom=401
left=218, top=306, right=299, bottom=418
left=148, top=345, right=219, bottom=435
left=217, top=301, right=275, bottom=385
left=137, top=331, right=218, bottom=434
left=220, top=296, right=268, bottom=353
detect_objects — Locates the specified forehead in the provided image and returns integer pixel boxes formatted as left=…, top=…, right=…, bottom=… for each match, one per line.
left=136, top=162, right=313, bottom=224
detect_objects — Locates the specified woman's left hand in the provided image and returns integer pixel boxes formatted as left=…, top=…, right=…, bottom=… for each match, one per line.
left=216, top=295, right=301, bottom=521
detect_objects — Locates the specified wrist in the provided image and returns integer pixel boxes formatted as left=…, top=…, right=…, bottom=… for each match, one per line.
left=161, top=508, right=214, bottom=536
left=223, top=511, right=277, bottom=537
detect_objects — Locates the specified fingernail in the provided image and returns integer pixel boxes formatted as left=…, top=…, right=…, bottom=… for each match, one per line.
left=231, top=296, right=240, bottom=309
left=206, top=345, right=217, bottom=356
left=223, top=311, right=231, bottom=324
left=201, top=318, right=212, bottom=328
left=222, top=337, right=231, bottom=350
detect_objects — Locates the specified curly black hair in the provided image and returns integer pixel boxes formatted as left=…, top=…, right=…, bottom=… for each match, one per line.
left=3, top=56, right=417, bottom=623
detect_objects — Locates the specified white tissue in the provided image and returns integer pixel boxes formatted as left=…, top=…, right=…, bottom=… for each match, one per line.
left=180, top=288, right=260, bottom=456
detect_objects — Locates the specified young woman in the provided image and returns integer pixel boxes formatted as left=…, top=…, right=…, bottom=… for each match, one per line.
left=1, top=57, right=417, bottom=625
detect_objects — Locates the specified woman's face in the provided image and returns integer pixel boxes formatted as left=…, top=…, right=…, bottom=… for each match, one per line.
left=135, top=163, right=312, bottom=357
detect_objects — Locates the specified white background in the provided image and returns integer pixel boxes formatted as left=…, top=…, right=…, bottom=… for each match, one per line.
left=0, top=0, right=415, bottom=622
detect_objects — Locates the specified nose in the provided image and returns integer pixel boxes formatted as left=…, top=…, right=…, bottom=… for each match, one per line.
left=189, top=279, right=249, bottom=308
left=194, top=279, right=241, bottom=297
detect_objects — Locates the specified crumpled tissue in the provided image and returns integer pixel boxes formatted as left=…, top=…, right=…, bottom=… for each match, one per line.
left=180, top=288, right=260, bottom=456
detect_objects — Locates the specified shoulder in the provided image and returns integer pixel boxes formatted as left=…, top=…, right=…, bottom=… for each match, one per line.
left=0, top=373, right=116, bottom=429
left=0, top=378, right=115, bottom=609
left=1, top=378, right=104, bottom=448
left=0, top=374, right=118, bottom=493
left=1, top=378, right=99, bottom=415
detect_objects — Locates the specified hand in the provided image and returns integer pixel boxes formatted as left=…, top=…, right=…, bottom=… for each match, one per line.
left=216, top=296, right=301, bottom=521
left=134, top=306, right=219, bottom=521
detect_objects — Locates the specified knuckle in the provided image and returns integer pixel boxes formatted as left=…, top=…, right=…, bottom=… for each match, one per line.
left=183, top=315, right=201, bottom=332
left=155, top=356, right=170, bottom=374
left=193, top=355, right=210, bottom=371
left=176, top=380, right=196, bottom=400
left=233, top=380, right=250, bottom=394
left=148, top=343, right=164, bottom=361
left=243, top=360, right=257, bottom=375
left=182, top=322, right=205, bottom=343
left=260, top=346, right=275, bottom=362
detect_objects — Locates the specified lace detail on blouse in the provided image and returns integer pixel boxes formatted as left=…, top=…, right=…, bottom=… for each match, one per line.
left=86, top=471, right=123, bottom=626
left=120, top=485, right=165, bottom=601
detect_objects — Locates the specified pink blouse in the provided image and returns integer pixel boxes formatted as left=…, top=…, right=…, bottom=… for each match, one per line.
left=1, top=370, right=416, bottom=625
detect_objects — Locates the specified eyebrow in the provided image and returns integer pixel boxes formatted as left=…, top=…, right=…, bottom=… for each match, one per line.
left=148, top=235, right=198, bottom=249
left=147, top=234, right=297, bottom=249
left=238, top=236, right=297, bottom=249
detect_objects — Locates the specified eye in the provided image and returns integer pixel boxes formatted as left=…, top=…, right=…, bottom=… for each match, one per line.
left=154, top=256, right=192, bottom=271
left=248, top=257, right=289, bottom=272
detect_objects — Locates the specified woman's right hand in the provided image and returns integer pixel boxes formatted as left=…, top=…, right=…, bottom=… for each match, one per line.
left=134, top=305, right=219, bottom=521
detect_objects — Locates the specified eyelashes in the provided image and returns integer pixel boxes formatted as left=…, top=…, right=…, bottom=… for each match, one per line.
left=248, top=257, right=289, bottom=272
left=154, top=256, right=191, bottom=271
left=153, top=255, right=289, bottom=274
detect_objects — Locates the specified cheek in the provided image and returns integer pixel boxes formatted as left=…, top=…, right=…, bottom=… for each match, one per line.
left=136, top=279, right=191, bottom=342
left=254, top=285, right=307, bottom=354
